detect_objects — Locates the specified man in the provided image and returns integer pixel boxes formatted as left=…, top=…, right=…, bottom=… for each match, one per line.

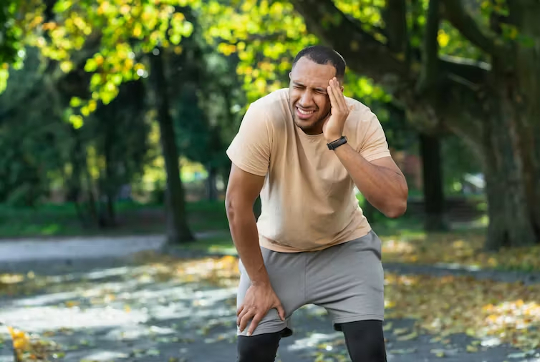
left=225, top=45, right=408, bottom=362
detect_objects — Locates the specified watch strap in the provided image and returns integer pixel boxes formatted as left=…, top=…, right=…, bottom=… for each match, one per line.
left=327, top=136, right=348, bottom=150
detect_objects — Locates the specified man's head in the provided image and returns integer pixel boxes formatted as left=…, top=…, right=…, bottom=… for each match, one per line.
left=289, top=46, right=346, bottom=135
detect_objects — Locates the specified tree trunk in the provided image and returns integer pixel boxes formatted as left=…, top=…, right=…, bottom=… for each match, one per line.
left=419, top=133, right=447, bottom=231
left=149, top=48, right=195, bottom=244
left=289, top=0, right=540, bottom=249
left=482, top=2, right=540, bottom=250
left=482, top=83, right=537, bottom=249
left=514, top=2, right=540, bottom=243
left=206, top=165, right=218, bottom=201
left=67, top=128, right=87, bottom=226
left=100, top=126, right=116, bottom=227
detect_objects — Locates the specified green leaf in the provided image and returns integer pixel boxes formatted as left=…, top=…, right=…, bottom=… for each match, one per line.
left=69, top=97, right=82, bottom=107
left=53, top=0, right=73, bottom=13
left=91, top=74, right=102, bottom=87
left=0, top=68, right=9, bottom=94
left=84, top=59, right=98, bottom=72
left=69, top=114, right=84, bottom=129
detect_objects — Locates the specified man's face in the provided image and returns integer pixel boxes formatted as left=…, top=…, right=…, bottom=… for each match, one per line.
left=289, top=57, right=337, bottom=135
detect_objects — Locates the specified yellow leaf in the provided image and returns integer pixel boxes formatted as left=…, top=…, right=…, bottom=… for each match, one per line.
left=65, top=300, right=79, bottom=307
left=60, top=61, right=73, bottom=72
left=430, top=349, right=445, bottom=357
left=88, top=100, right=97, bottom=112
left=438, top=31, right=450, bottom=47
left=69, top=114, right=84, bottom=129
left=397, top=331, right=418, bottom=341
left=393, top=328, right=409, bottom=336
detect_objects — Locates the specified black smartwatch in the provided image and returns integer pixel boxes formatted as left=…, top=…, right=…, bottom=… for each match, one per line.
left=327, top=136, right=348, bottom=150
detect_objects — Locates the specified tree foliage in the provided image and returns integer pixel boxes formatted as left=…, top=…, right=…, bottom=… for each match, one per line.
left=202, top=0, right=540, bottom=249
left=1, top=0, right=200, bottom=128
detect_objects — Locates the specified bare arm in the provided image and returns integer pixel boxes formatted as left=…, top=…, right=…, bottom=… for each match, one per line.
left=323, top=78, right=408, bottom=217
left=225, top=164, right=269, bottom=286
left=225, top=164, right=285, bottom=335
left=333, top=146, right=408, bottom=218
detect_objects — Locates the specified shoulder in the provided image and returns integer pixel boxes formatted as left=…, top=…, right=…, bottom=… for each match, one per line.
left=245, top=88, right=290, bottom=130
left=343, top=97, right=380, bottom=134
left=247, top=89, right=290, bottom=124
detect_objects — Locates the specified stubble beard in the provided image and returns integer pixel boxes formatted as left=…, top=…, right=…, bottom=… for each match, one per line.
left=293, top=108, right=331, bottom=135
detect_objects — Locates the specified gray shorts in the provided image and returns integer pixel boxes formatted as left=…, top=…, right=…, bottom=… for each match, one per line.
left=237, top=230, right=385, bottom=337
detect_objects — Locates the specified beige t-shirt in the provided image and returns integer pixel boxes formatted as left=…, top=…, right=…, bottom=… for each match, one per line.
left=226, top=88, right=391, bottom=252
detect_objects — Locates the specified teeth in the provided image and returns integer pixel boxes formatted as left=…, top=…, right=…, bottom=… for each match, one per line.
left=298, top=108, right=314, bottom=115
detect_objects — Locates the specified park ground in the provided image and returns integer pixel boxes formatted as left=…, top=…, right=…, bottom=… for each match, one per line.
left=2, top=201, right=540, bottom=362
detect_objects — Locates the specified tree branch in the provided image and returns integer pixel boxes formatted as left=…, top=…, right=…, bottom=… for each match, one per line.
left=416, top=0, right=441, bottom=93
left=290, top=0, right=486, bottom=145
left=442, top=0, right=503, bottom=57
left=382, top=0, right=408, bottom=55
left=290, top=0, right=408, bottom=87
left=439, top=55, right=490, bottom=84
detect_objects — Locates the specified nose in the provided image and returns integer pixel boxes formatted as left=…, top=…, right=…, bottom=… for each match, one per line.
left=298, top=90, right=314, bottom=108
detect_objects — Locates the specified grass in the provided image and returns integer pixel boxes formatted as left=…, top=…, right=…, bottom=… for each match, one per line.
left=172, top=223, right=540, bottom=274
left=5, top=199, right=538, bottom=274
left=173, top=235, right=238, bottom=255
left=0, top=200, right=229, bottom=239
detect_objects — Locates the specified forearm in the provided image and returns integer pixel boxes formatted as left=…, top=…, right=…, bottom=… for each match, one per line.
left=333, top=144, right=408, bottom=217
left=226, top=205, right=270, bottom=286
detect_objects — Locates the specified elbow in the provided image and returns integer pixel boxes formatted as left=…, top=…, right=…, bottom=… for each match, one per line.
left=225, top=194, right=236, bottom=222
left=383, top=199, right=407, bottom=219
left=225, top=192, right=247, bottom=223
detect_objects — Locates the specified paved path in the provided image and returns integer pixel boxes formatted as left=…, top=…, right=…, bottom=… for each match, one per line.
left=1, top=236, right=539, bottom=362
left=0, top=324, right=14, bottom=362
left=0, top=231, right=231, bottom=263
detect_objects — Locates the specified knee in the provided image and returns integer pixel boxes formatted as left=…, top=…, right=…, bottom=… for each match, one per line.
left=237, top=333, right=281, bottom=362
left=341, top=320, right=387, bottom=362
left=349, top=338, right=386, bottom=362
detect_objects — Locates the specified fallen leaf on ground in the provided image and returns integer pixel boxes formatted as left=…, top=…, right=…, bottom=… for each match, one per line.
left=385, top=272, right=540, bottom=350
left=381, top=232, right=540, bottom=272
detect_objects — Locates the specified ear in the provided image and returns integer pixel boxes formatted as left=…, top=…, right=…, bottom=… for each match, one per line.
left=289, top=72, right=292, bottom=80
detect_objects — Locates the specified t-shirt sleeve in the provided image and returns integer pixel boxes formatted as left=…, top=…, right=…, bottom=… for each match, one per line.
left=359, top=110, right=392, bottom=162
left=226, top=104, right=272, bottom=177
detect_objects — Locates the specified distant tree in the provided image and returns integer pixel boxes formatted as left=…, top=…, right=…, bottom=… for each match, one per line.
left=203, top=0, right=540, bottom=249
left=2, top=0, right=201, bottom=243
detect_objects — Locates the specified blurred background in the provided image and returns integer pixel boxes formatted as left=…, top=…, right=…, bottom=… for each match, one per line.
left=0, top=0, right=539, bottom=362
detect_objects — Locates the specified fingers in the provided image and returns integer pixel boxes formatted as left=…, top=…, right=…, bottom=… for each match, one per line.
left=247, top=313, right=263, bottom=336
left=328, top=77, right=347, bottom=111
left=237, top=304, right=244, bottom=317
left=238, top=308, right=255, bottom=333
left=332, top=77, right=347, bottom=109
left=237, top=306, right=246, bottom=326
left=327, top=82, right=339, bottom=110
left=242, top=307, right=285, bottom=336
left=276, top=304, right=286, bottom=321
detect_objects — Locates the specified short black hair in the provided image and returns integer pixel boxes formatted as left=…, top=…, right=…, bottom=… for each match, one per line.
left=292, top=46, right=346, bottom=80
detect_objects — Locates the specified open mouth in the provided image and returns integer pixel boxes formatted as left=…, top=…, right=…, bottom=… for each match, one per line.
left=296, top=107, right=316, bottom=120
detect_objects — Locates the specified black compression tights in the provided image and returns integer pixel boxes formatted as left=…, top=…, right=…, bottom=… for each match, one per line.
left=237, top=320, right=387, bottom=362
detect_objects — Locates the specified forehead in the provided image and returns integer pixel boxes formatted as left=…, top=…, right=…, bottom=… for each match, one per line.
left=290, top=57, right=336, bottom=88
